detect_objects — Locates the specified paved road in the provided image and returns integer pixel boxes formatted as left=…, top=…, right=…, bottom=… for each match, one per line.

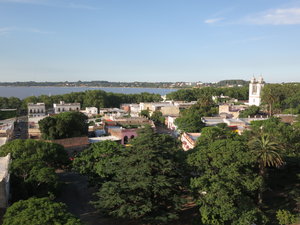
left=11, top=116, right=28, bottom=140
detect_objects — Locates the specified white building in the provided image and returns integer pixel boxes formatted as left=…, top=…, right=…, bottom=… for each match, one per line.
left=53, top=101, right=80, bottom=114
left=0, top=153, right=11, bottom=209
left=28, top=103, right=46, bottom=117
left=84, top=107, right=98, bottom=116
left=249, top=76, right=264, bottom=106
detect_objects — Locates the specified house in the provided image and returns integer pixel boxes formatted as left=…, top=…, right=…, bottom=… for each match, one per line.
left=104, top=117, right=154, bottom=145
left=28, top=116, right=47, bottom=139
left=0, top=120, right=15, bottom=140
left=28, top=103, right=46, bottom=117
left=82, top=107, right=98, bottom=117
left=219, top=104, right=248, bottom=119
left=100, top=108, right=127, bottom=119
left=53, top=101, right=80, bottom=114
left=202, top=116, right=268, bottom=134
left=0, top=154, right=11, bottom=211
left=181, top=132, right=201, bottom=151
left=121, top=104, right=140, bottom=117
left=165, top=116, right=178, bottom=130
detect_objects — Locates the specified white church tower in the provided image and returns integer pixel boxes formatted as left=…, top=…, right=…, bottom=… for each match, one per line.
left=249, top=76, right=264, bottom=106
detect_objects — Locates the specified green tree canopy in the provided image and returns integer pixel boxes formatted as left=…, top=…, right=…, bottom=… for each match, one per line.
left=39, top=111, right=88, bottom=140
left=73, top=140, right=123, bottom=185
left=239, top=105, right=261, bottom=118
left=150, top=110, right=165, bottom=125
left=188, top=136, right=266, bottom=224
left=92, top=126, right=187, bottom=224
left=175, top=104, right=217, bottom=133
left=0, top=139, right=69, bottom=200
left=3, top=197, right=81, bottom=225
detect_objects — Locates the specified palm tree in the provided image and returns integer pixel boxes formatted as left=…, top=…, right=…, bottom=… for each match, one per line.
left=249, top=134, right=284, bottom=205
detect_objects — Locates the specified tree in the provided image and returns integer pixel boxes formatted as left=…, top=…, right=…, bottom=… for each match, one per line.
left=261, top=84, right=282, bottom=116
left=175, top=104, right=216, bottom=133
left=0, top=139, right=69, bottom=200
left=249, top=134, right=284, bottom=205
left=39, top=111, right=88, bottom=140
left=276, top=209, right=298, bottom=225
left=3, top=197, right=81, bottom=225
left=140, top=109, right=150, bottom=118
left=73, top=141, right=123, bottom=185
left=239, top=105, right=260, bottom=118
left=150, top=110, right=165, bottom=125
left=187, top=137, right=266, bottom=225
left=93, top=126, right=186, bottom=224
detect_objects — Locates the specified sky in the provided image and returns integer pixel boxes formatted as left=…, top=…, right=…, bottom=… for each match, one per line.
left=0, top=0, right=300, bottom=83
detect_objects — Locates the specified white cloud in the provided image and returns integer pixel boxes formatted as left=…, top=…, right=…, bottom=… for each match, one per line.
left=246, top=8, right=300, bottom=25
left=204, top=18, right=224, bottom=24
left=0, top=27, right=53, bottom=36
left=0, top=27, right=14, bottom=36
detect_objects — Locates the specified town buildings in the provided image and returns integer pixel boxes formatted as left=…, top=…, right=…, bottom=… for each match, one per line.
left=53, top=101, right=80, bottom=114
left=28, top=103, right=46, bottom=117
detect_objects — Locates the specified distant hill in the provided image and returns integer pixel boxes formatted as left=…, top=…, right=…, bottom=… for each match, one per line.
left=217, top=79, right=249, bottom=87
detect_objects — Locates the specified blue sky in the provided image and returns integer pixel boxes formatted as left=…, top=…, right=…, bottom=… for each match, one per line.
left=1, top=0, right=300, bottom=83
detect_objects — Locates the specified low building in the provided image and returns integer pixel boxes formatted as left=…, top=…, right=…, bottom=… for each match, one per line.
left=181, top=132, right=201, bottom=151
left=202, top=116, right=268, bottom=134
left=0, top=121, right=15, bottom=140
left=89, top=136, right=121, bottom=144
left=165, top=116, right=178, bottom=130
left=104, top=117, right=154, bottom=145
left=82, top=107, right=98, bottom=117
left=28, top=103, right=46, bottom=117
left=219, top=104, right=248, bottom=119
left=100, top=108, right=127, bottom=119
left=0, top=153, right=11, bottom=211
left=274, top=114, right=298, bottom=124
left=53, top=101, right=80, bottom=114
left=121, top=104, right=140, bottom=117
left=28, top=116, right=47, bottom=139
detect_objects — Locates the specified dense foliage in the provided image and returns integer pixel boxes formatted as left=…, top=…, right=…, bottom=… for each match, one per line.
left=73, top=141, right=123, bottom=185
left=0, top=139, right=69, bottom=200
left=39, top=111, right=88, bottom=140
left=75, top=127, right=187, bottom=224
left=239, top=105, right=261, bottom=118
left=167, top=86, right=249, bottom=101
left=0, top=109, right=17, bottom=120
left=22, top=90, right=162, bottom=109
left=261, top=83, right=300, bottom=115
left=188, top=127, right=267, bottom=224
left=150, top=110, right=165, bottom=125
left=3, top=197, right=81, bottom=225
left=175, top=103, right=217, bottom=133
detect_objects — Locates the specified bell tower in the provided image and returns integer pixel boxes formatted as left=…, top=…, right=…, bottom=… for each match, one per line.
left=249, top=76, right=264, bottom=106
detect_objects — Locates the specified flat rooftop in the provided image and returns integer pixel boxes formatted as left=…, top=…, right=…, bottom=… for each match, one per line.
left=0, top=154, right=10, bottom=182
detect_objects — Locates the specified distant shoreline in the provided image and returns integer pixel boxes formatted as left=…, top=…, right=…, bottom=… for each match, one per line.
left=0, top=85, right=179, bottom=89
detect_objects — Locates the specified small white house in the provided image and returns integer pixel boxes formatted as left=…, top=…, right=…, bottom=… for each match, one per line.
left=53, top=101, right=80, bottom=114
left=28, top=103, right=46, bottom=117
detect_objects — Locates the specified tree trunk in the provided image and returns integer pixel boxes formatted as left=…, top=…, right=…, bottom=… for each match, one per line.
left=258, top=164, right=265, bottom=206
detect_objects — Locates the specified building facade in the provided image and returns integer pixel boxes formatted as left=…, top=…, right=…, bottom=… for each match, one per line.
left=53, top=101, right=80, bottom=114
left=28, top=103, right=46, bottom=117
left=249, top=76, right=264, bottom=106
left=0, top=154, right=11, bottom=210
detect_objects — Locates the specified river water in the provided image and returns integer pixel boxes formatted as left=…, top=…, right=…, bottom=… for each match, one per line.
left=0, top=86, right=177, bottom=99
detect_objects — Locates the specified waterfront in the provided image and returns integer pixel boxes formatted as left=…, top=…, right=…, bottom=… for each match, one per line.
left=0, top=86, right=177, bottom=99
